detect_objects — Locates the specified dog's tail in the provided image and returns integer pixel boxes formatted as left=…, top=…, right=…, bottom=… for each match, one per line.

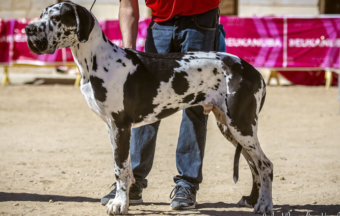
left=233, top=143, right=242, bottom=183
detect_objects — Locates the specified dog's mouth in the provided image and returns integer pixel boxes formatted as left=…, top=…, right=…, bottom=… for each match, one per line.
left=27, top=36, right=55, bottom=55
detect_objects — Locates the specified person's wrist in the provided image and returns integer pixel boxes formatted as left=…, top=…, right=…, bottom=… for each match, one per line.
left=123, top=43, right=136, bottom=50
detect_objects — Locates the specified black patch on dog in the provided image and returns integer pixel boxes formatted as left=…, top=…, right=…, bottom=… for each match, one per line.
left=191, top=91, right=206, bottom=104
left=102, top=31, right=107, bottom=42
left=155, top=107, right=179, bottom=119
left=57, top=32, right=61, bottom=38
left=225, top=58, right=263, bottom=137
left=60, top=3, right=77, bottom=27
left=116, top=59, right=126, bottom=67
left=197, top=68, right=202, bottom=72
left=112, top=126, right=131, bottom=169
left=125, top=49, right=186, bottom=83
left=213, top=68, right=218, bottom=75
left=41, top=22, right=46, bottom=30
left=92, top=55, right=98, bottom=71
left=103, top=67, right=108, bottom=72
left=77, top=44, right=79, bottom=49
left=64, top=30, right=70, bottom=36
left=120, top=56, right=160, bottom=125
left=124, top=49, right=140, bottom=66
left=181, top=93, right=195, bottom=103
left=263, top=161, right=269, bottom=167
left=172, top=72, right=189, bottom=95
left=85, top=58, right=89, bottom=71
left=48, top=22, right=53, bottom=31
left=111, top=111, right=132, bottom=129
left=269, top=170, right=273, bottom=181
left=90, top=76, right=107, bottom=102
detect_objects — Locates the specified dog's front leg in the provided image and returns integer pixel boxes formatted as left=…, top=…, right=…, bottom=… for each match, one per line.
left=106, top=123, right=132, bottom=215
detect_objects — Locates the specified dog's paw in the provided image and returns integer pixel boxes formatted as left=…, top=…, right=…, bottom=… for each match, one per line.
left=253, top=198, right=273, bottom=214
left=106, top=198, right=128, bottom=215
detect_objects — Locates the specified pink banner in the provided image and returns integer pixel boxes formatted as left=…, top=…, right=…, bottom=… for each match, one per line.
left=222, top=16, right=340, bottom=69
left=0, top=19, right=14, bottom=64
left=1, top=16, right=340, bottom=70
left=221, top=17, right=284, bottom=68
left=287, top=18, right=340, bottom=68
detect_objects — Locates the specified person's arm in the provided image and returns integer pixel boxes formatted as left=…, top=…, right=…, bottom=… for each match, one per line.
left=119, top=0, right=139, bottom=49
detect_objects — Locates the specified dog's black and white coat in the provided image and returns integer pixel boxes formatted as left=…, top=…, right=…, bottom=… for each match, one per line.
left=25, top=2, right=273, bottom=215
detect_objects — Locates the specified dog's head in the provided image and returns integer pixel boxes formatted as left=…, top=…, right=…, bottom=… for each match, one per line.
left=25, top=1, right=94, bottom=55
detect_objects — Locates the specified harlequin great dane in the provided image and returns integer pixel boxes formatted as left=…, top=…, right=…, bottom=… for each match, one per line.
left=25, top=1, right=273, bottom=215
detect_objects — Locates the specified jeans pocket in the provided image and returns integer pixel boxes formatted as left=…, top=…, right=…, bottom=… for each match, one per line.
left=194, top=13, right=217, bottom=31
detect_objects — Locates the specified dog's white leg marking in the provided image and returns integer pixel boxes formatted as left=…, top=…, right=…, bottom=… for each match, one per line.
left=105, top=123, right=132, bottom=215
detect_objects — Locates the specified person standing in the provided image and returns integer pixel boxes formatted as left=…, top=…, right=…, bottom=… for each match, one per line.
left=101, top=0, right=223, bottom=210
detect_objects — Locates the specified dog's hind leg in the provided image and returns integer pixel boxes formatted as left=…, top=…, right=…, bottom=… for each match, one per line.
left=230, top=129, right=273, bottom=214
left=105, top=122, right=132, bottom=215
left=218, top=61, right=273, bottom=213
left=214, top=116, right=261, bottom=208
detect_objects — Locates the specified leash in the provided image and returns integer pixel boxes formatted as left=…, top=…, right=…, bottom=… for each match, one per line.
left=90, top=0, right=97, bottom=11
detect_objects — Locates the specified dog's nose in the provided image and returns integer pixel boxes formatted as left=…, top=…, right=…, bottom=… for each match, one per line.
left=25, top=24, right=37, bottom=36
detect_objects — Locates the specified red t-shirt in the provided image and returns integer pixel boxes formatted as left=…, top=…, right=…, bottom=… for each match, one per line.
left=146, top=0, right=220, bottom=23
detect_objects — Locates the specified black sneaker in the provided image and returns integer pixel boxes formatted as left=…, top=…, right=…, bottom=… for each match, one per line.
left=169, top=184, right=197, bottom=210
left=100, top=183, right=143, bottom=205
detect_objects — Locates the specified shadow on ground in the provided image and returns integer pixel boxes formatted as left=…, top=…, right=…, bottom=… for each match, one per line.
left=0, top=192, right=98, bottom=202
left=1, top=192, right=339, bottom=215
left=25, top=78, right=76, bottom=85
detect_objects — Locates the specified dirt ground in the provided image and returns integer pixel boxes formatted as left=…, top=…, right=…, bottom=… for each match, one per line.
left=0, top=85, right=339, bottom=216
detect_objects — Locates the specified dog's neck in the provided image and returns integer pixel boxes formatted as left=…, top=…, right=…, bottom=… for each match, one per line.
left=70, top=21, right=123, bottom=85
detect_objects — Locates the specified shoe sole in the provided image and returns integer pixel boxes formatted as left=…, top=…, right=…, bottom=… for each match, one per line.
left=170, top=202, right=197, bottom=210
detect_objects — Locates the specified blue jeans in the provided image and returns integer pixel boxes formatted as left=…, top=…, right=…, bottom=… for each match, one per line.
left=130, top=8, right=220, bottom=190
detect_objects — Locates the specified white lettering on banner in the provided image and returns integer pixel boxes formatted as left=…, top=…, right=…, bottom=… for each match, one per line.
left=13, top=34, right=27, bottom=43
left=0, top=35, right=11, bottom=43
left=0, top=34, right=27, bottom=43
left=289, top=38, right=340, bottom=48
left=225, top=38, right=282, bottom=47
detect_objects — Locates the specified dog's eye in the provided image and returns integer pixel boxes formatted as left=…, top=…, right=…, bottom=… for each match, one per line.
left=51, top=15, right=60, bottom=21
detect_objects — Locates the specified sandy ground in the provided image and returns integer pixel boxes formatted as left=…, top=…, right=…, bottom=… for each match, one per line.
left=0, top=85, right=339, bottom=216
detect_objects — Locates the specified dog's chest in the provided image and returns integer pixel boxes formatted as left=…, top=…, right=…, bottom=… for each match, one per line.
left=80, top=82, right=106, bottom=118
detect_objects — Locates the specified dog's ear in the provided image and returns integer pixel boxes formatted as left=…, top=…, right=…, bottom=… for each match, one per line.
left=73, top=4, right=95, bottom=43
left=61, top=2, right=94, bottom=43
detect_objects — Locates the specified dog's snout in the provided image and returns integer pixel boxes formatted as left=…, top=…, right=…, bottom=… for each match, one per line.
left=25, top=24, right=37, bottom=36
